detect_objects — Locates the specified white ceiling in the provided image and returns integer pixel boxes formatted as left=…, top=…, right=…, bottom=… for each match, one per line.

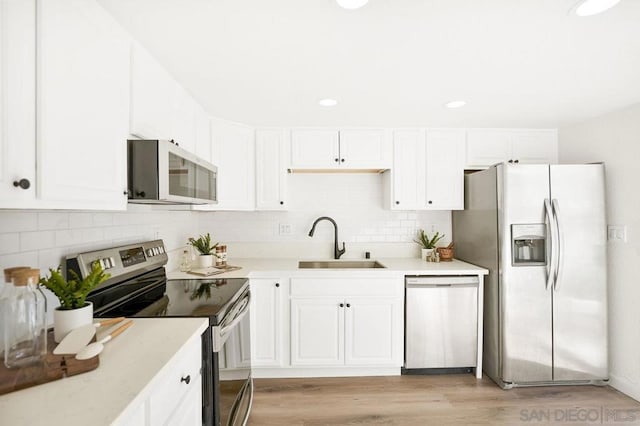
left=99, top=0, right=640, bottom=128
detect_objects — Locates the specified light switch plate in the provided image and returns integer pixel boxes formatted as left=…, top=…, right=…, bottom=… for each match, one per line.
left=607, top=225, right=627, bottom=242
left=279, top=223, right=292, bottom=236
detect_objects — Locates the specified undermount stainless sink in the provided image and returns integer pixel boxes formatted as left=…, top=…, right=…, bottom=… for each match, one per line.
left=298, top=260, right=386, bottom=269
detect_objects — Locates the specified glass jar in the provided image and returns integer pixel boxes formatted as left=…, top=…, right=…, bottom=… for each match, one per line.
left=3, top=268, right=47, bottom=368
left=179, top=248, right=192, bottom=272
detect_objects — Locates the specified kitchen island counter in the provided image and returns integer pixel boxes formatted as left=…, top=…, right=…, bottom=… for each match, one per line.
left=0, top=317, right=208, bottom=426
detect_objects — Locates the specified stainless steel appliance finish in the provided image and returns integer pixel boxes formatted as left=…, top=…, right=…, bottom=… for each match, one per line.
left=452, top=163, right=608, bottom=388
left=67, top=241, right=253, bottom=426
left=298, top=260, right=386, bottom=269
left=405, top=276, right=478, bottom=369
left=127, top=139, right=218, bottom=204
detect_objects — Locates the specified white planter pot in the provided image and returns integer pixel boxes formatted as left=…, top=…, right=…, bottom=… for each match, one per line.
left=53, top=302, right=93, bottom=343
left=197, top=254, right=215, bottom=268
left=421, top=248, right=434, bottom=261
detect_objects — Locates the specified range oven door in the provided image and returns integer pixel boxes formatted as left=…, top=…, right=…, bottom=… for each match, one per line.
left=213, top=288, right=253, bottom=426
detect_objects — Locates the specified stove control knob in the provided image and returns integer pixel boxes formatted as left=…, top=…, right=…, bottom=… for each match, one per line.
left=109, top=257, right=116, bottom=268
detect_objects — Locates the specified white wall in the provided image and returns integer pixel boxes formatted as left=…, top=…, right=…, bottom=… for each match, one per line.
left=197, top=173, right=452, bottom=259
left=559, top=103, right=640, bottom=401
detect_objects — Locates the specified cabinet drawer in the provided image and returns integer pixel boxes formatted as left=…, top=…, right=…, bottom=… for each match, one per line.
left=291, top=278, right=402, bottom=297
left=149, top=338, right=201, bottom=425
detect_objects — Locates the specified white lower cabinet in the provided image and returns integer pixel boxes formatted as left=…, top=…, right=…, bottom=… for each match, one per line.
left=250, top=278, right=287, bottom=367
left=289, top=277, right=403, bottom=369
left=122, top=334, right=202, bottom=426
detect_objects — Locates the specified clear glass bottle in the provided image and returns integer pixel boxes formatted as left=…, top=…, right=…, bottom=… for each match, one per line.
left=179, top=248, right=192, bottom=272
left=3, top=268, right=47, bottom=368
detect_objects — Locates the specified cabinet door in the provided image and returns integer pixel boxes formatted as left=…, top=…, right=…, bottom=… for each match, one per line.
left=511, top=130, right=558, bottom=164
left=424, top=129, right=465, bottom=210
left=130, top=43, right=175, bottom=140
left=344, top=297, right=403, bottom=366
left=465, top=129, right=512, bottom=168
left=171, top=85, right=197, bottom=154
left=290, top=298, right=344, bottom=366
left=390, top=130, right=422, bottom=210
left=0, top=0, right=36, bottom=204
left=202, top=118, right=255, bottom=210
left=290, top=129, right=339, bottom=168
left=255, top=129, right=289, bottom=210
left=195, top=107, right=212, bottom=163
left=166, top=376, right=202, bottom=426
left=37, top=0, right=129, bottom=209
left=250, top=278, right=285, bottom=367
left=338, top=129, right=389, bottom=169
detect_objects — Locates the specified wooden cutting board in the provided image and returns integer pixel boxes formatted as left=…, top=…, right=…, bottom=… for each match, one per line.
left=0, top=329, right=99, bottom=395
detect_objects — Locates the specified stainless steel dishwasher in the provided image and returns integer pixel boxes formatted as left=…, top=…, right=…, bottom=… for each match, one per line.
left=404, top=275, right=478, bottom=371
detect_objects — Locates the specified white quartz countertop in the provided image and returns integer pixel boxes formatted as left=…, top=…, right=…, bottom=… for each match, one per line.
left=0, top=317, right=209, bottom=426
left=167, top=258, right=488, bottom=280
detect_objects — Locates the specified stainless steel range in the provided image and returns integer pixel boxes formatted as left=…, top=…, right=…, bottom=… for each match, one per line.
left=66, top=240, right=252, bottom=426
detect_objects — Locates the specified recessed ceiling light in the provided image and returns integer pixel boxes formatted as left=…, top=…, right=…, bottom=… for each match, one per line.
left=336, top=0, right=369, bottom=10
left=445, top=100, right=466, bottom=109
left=574, top=0, right=621, bottom=16
left=318, top=98, right=338, bottom=107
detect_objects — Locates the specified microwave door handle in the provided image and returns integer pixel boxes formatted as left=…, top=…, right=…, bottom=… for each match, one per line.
left=551, top=199, right=563, bottom=291
left=544, top=199, right=556, bottom=291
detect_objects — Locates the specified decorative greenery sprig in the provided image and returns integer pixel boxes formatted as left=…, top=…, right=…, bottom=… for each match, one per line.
left=188, top=233, right=217, bottom=255
left=39, top=262, right=110, bottom=310
left=414, top=229, right=445, bottom=249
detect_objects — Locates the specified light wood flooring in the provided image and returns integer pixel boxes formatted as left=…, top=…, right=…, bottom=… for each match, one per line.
left=249, top=375, right=640, bottom=425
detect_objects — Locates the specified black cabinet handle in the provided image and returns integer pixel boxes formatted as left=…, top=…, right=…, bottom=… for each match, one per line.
left=13, top=179, right=30, bottom=190
left=508, top=159, right=513, bottom=163
left=275, top=283, right=280, bottom=288
left=334, top=158, right=339, bottom=163
left=279, top=201, right=284, bottom=205
left=514, top=159, right=519, bottom=164
left=346, top=303, right=351, bottom=308
left=428, top=200, right=433, bottom=205
left=340, top=158, right=345, bottom=163
left=180, top=375, right=191, bottom=385
left=395, top=201, right=400, bottom=205
left=339, top=303, right=344, bottom=308
left=123, top=190, right=129, bottom=196
left=136, top=191, right=146, bottom=197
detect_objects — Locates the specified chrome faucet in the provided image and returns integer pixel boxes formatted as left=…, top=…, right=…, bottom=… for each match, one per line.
left=308, top=216, right=346, bottom=260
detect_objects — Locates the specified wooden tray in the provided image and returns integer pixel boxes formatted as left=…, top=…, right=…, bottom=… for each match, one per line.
left=187, top=265, right=242, bottom=277
left=0, top=329, right=99, bottom=395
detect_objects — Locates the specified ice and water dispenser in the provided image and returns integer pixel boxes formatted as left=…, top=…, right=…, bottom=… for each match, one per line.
left=511, top=224, right=546, bottom=266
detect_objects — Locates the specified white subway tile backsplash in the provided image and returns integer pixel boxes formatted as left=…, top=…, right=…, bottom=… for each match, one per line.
left=0, top=250, right=38, bottom=271
left=0, top=212, right=38, bottom=233
left=0, top=233, right=20, bottom=255
left=67, top=212, right=94, bottom=228
left=38, top=212, right=69, bottom=230
left=20, top=231, right=56, bottom=252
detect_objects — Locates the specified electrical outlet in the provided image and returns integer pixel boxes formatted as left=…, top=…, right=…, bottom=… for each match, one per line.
left=607, top=225, right=627, bottom=242
left=427, top=224, right=437, bottom=233
left=279, top=224, right=292, bottom=236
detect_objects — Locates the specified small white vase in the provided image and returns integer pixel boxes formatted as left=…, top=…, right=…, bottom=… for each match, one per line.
left=53, top=302, right=93, bottom=343
left=197, top=254, right=215, bottom=268
left=421, top=248, right=434, bottom=261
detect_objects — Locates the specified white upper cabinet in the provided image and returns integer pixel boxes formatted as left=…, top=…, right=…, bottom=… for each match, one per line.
left=388, top=130, right=422, bottom=210
left=290, top=129, right=339, bottom=168
left=170, top=85, right=197, bottom=154
left=387, top=129, right=464, bottom=211
left=195, top=107, right=212, bottom=163
left=196, top=118, right=255, bottom=210
left=0, top=0, right=36, bottom=205
left=255, top=129, right=289, bottom=210
left=36, top=0, right=130, bottom=209
left=130, top=44, right=175, bottom=140
left=466, top=129, right=558, bottom=168
left=424, top=129, right=465, bottom=210
left=290, top=128, right=390, bottom=170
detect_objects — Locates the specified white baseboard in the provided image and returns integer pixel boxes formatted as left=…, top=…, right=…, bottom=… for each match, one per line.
left=252, top=367, right=400, bottom=379
left=609, top=373, right=640, bottom=402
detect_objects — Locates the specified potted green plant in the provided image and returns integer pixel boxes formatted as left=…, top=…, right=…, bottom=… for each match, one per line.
left=39, top=262, right=110, bottom=342
left=188, top=233, right=218, bottom=268
left=414, top=229, right=445, bottom=261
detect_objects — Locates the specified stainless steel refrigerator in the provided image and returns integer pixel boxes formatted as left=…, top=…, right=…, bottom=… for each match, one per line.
left=453, top=163, right=608, bottom=389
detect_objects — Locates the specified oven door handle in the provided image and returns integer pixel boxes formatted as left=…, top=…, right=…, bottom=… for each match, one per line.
left=212, top=292, right=251, bottom=352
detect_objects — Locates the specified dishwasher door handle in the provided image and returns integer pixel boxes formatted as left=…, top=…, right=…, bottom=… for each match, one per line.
left=405, top=276, right=479, bottom=286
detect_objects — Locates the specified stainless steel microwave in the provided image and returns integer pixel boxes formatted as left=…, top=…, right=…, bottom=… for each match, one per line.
left=127, top=139, right=217, bottom=204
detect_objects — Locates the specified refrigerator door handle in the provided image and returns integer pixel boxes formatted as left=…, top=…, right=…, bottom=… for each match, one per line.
left=551, top=198, right=563, bottom=291
left=544, top=199, right=557, bottom=291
